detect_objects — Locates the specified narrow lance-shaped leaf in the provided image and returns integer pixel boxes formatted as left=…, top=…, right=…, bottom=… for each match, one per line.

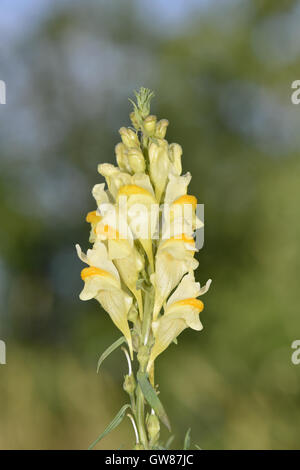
left=97, top=336, right=126, bottom=373
left=137, top=370, right=171, bottom=431
left=183, top=428, right=191, bottom=450
left=165, top=435, right=175, bottom=449
left=88, top=404, right=131, bottom=450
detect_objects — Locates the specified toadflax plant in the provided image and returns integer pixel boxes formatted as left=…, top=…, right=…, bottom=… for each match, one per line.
left=76, top=88, right=211, bottom=450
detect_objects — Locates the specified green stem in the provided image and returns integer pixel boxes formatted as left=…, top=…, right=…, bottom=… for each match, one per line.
left=134, top=288, right=154, bottom=449
left=136, top=384, right=148, bottom=448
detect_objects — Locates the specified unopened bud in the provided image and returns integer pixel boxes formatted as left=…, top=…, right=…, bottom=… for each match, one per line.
left=155, top=119, right=169, bottom=139
left=119, top=127, right=140, bottom=148
left=137, top=345, right=150, bottom=370
left=143, top=115, right=157, bottom=136
left=127, top=147, right=146, bottom=173
left=169, top=143, right=182, bottom=175
left=115, top=142, right=131, bottom=173
left=146, top=413, right=160, bottom=445
left=123, top=374, right=136, bottom=395
left=130, top=111, right=140, bottom=130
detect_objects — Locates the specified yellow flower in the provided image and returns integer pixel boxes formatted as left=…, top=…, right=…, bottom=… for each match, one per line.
left=151, top=234, right=199, bottom=319
left=148, top=139, right=170, bottom=203
left=98, top=163, right=131, bottom=200
left=92, top=183, right=110, bottom=207
left=76, top=241, right=133, bottom=357
left=96, top=213, right=144, bottom=317
left=163, top=194, right=202, bottom=239
left=86, top=210, right=102, bottom=243
left=117, top=179, right=157, bottom=271
left=148, top=272, right=211, bottom=370
left=164, top=172, right=192, bottom=205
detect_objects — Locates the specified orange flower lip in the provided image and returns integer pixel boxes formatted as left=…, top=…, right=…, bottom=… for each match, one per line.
left=86, top=211, right=102, bottom=224
left=166, top=234, right=195, bottom=244
left=173, top=298, right=204, bottom=312
left=81, top=266, right=113, bottom=280
left=118, top=184, right=153, bottom=198
left=172, top=195, right=197, bottom=209
left=97, top=224, right=120, bottom=240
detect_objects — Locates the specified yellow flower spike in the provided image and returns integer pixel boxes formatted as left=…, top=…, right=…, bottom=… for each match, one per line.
left=77, top=89, right=211, bottom=447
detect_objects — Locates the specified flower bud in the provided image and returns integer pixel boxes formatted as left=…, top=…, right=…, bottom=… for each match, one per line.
left=127, top=147, right=146, bottom=173
left=137, top=345, right=150, bottom=371
left=119, top=127, right=140, bottom=148
left=143, top=115, right=157, bottom=136
left=155, top=119, right=169, bottom=139
left=169, top=143, right=182, bottom=176
left=148, top=139, right=170, bottom=202
left=115, top=142, right=131, bottom=173
left=146, top=413, right=160, bottom=446
left=123, top=374, right=136, bottom=395
left=130, top=111, right=140, bottom=130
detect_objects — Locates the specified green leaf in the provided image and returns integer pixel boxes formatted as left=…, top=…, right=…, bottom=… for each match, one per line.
left=97, top=336, right=126, bottom=373
left=165, top=435, right=175, bottom=449
left=137, top=370, right=171, bottom=431
left=88, top=404, right=131, bottom=450
left=183, top=428, right=191, bottom=450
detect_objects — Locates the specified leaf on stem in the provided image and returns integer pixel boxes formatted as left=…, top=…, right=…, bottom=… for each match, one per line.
left=137, top=370, right=171, bottom=431
left=165, top=435, right=175, bottom=449
left=97, top=336, right=126, bottom=373
left=88, top=404, right=131, bottom=450
left=183, top=428, right=191, bottom=450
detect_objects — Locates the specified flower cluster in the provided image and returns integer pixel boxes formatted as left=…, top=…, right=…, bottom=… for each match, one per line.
left=77, top=88, right=211, bottom=449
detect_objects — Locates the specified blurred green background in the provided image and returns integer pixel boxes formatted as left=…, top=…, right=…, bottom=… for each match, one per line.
left=1, top=0, right=300, bottom=449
